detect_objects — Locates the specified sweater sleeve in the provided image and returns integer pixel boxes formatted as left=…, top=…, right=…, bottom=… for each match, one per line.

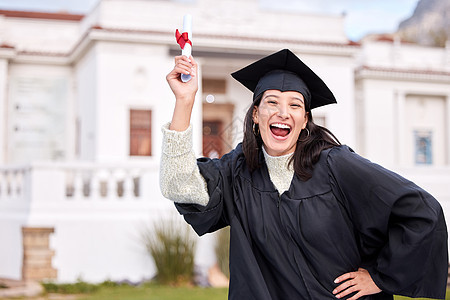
left=159, top=122, right=209, bottom=206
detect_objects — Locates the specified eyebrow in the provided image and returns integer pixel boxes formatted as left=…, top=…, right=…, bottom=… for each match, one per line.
left=262, top=94, right=305, bottom=104
left=291, top=96, right=304, bottom=103
left=263, top=94, right=280, bottom=100
left=264, top=94, right=304, bottom=103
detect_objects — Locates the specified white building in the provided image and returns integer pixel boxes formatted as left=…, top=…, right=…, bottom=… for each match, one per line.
left=0, top=0, right=449, bottom=283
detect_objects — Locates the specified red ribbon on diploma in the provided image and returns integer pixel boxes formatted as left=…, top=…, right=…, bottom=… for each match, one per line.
left=175, top=29, right=192, bottom=49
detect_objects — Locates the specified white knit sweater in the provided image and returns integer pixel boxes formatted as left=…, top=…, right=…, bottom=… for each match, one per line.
left=160, top=123, right=294, bottom=206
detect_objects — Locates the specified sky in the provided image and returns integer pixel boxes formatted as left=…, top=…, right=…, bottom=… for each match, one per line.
left=0, top=0, right=419, bottom=41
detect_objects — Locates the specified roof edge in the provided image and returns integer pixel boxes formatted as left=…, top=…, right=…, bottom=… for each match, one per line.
left=0, top=9, right=84, bottom=21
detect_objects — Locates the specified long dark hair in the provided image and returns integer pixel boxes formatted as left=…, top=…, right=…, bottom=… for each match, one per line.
left=242, top=95, right=341, bottom=181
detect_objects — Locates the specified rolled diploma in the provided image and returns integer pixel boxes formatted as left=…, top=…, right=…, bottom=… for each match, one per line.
left=181, top=14, right=192, bottom=82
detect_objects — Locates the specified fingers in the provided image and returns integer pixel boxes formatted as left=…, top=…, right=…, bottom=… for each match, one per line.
left=333, top=274, right=357, bottom=299
left=166, top=55, right=199, bottom=102
left=347, top=291, right=364, bottom=300
left=334, top=271, right=355, bottom=284
left=334, top=284, right=358, bottom=299
left=333, top=278, right=354, bottom=294
left=332, top=268, right=381, bottom=299
left=166, top=56, right=197, bottom=85
left=174, top=55, right=196, bottom=76
left=175, top=59, right=192, bottom=76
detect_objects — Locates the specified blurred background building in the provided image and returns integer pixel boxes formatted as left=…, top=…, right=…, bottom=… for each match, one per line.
left=0, top=0, right=449, bottom=284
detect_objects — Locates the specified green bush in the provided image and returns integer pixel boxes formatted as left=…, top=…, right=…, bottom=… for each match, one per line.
left=42, top=279, right=100, bottom=294
left=215, top=227, right=230, bottom=278
left=143, top=216, right=196, bottom=285
left=98, top=280, right=121, bottom=288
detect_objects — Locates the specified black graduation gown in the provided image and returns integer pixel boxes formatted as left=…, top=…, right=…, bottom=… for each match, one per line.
left=175, top=144, right=448, bottom=300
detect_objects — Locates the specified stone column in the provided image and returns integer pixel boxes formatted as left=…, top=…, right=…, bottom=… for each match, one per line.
left=21, top=227, right=57, bottom=281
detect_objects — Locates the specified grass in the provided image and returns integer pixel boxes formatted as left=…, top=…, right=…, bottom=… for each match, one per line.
left=396, top=296, right=450, bottom=300
left=1, top=284, right=448, bottom=300
left=75, top=286, right=450, bottom=300
left=76, top=284, right=228, bottom=300
left=72, top=286, right=450, bottom=300
left=73, top=286, right=447, bottom=300
left=42, top=280, right=100, bottom=294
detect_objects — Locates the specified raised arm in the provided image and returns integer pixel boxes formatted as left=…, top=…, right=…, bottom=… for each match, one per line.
left=166, top=55, right=198, bottom=131
left=160, top=55, right=209, bottom=206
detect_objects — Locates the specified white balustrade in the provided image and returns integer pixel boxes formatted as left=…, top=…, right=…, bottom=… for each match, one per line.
left=0, top=166, right=28, bottom=201
left=55, top=164, right=147, bottom=200
left=0, top=161, right=158, bottom=204
left=90, top=172, right=101, bottom=199
left=14, top=170, right=24, bottom=197
left=96, top=169, right=109, bottom=198
left=0, top=160, right=166, bottom=283
left=5, top=171, right=11, bottom=196
left=123, top=174, right=134, bottom=198
left=107, top=170, right=117, bottom=199
left=73, top=170, right=84, bottom=199
left=0, top=171, right=5, bottom=199
left=9, top=171, right=18, bottom=198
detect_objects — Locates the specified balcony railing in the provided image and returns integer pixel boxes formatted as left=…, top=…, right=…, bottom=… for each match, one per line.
left=0, top=160, right=172, bottom=282
left=0, top=161, right=161, bottom=203
left=0, top=165, right=27, bottom=201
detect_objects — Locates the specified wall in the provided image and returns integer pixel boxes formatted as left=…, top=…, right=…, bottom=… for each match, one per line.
left=356, top=76, right=450, bottom=168
left=6, top=64, right=73, bottom=163
left=94, top=0, right=347, bottom=43
left=92, top=42, right=203, bottom=162
left=75, top=45, right=98, bottom=161
left=302, top=53, right=356, bottom=147
left=1, top=17, right=80, bottom=53
left=0, top=165, right=29, bottom=280
left=356, top=41, right=450, bottom=168
left=0, top=59, right=8, bottom=163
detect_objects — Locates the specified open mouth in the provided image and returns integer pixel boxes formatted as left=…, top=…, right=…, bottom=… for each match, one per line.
left=270, top=123, right=291, bottom=137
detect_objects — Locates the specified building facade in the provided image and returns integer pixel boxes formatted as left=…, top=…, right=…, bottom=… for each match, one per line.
left=0, top=0, right=449, bottom=283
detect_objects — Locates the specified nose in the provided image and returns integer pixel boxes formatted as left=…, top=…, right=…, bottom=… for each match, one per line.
left=277, top=104, right=289, bottom=119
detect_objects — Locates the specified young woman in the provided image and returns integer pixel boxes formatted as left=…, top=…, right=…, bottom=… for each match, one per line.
left=160, top=49, right=448, bottom=300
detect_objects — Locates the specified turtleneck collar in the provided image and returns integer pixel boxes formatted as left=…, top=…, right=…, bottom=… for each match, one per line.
left=261, top=146, right=294, bottom=194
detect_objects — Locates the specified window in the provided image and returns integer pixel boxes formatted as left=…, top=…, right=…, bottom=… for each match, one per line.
left=203, top=120, right=224, bottom=158
left=405, top=95, right=446, bottom=166
left=202, top=78, right=226, bottom=94
left=414, top=130, right=432, bottom=165
left=130, top=109, right=152, bottom=156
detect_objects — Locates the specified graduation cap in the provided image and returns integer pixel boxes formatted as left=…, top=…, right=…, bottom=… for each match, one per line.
left=231, top=49, right=337, bottom=110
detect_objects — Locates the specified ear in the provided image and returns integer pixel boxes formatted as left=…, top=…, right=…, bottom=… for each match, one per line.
left=252, top=106, right=259, bottom=124
left=302, top=112, right=309, bottom=129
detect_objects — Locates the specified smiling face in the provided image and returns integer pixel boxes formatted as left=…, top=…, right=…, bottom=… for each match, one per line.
left=253, top=90, right=308, bottom=157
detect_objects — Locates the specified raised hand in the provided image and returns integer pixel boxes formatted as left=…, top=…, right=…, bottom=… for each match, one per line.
left=166, top=55, right=198, bottom=103
left=166, top=55, right=198, bottom=131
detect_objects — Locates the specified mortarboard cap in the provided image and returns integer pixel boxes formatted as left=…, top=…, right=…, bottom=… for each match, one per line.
left=231, top=49, right=337, bottom=109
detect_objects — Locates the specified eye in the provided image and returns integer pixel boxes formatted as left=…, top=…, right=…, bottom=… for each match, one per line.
left=290, top=103, right=302, bottom=108
left=267, top=99, right=277, bottom=105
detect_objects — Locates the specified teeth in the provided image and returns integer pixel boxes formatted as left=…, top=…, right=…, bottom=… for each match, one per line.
left=271, top=123, right=291, bottom=129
